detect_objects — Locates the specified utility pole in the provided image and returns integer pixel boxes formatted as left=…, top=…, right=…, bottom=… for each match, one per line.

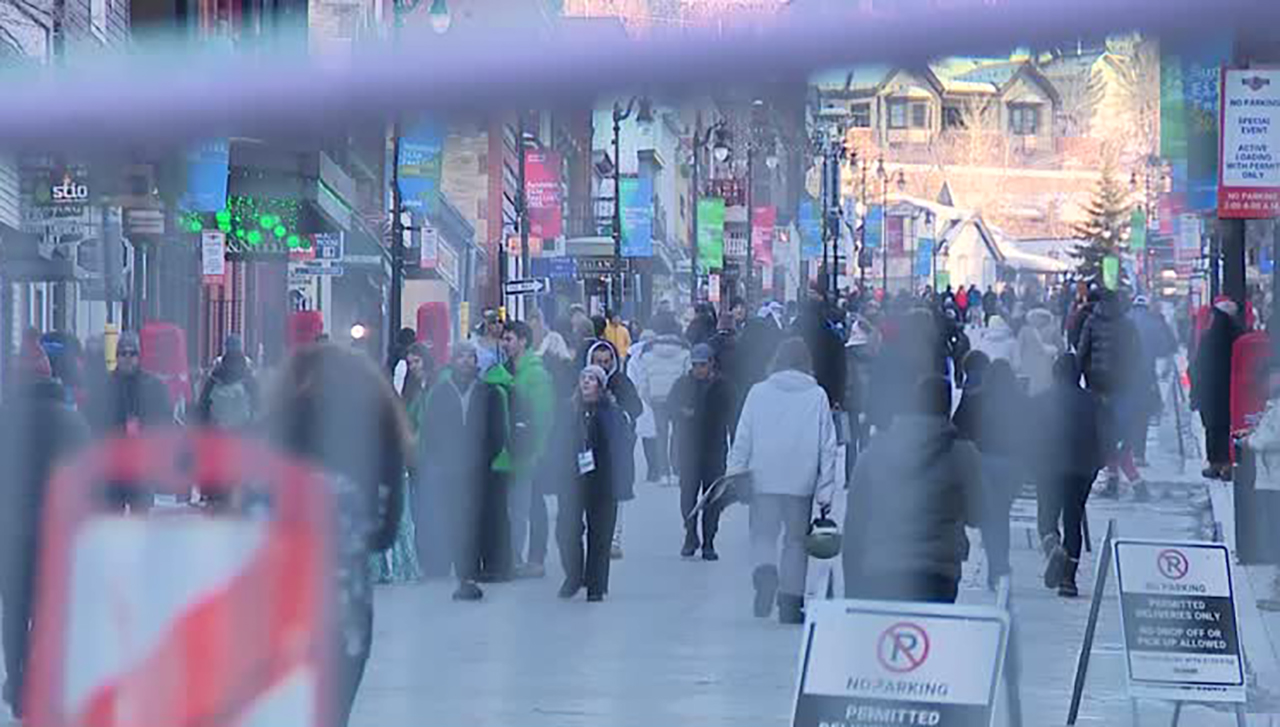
left=691, top=112, right=702, bottom=308
left=518, top=112, right=530, bottom=321
left=389, top=124, right=405, bottom=355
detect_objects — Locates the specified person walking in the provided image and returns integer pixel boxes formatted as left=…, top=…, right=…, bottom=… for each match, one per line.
left=1192, top=299, right=1241, bottom=480
left=195, top=334, right=259, bottom=430
left=556, top=365, right=629, bottom=602
left=1017, top=307, right=1061, bottom=396
left=982, top=287, right=1000, bottom=326
left=417, top=341, right=510, bottom=601
left=0, top=344, right=90, bottom=719
left=474, top=309, right=506, bottom=374
left=494, top=320, right=556, bottom=578
left=669, top=343, right=737, bottom=560
left=91, top=330, right=173, bottom=445
left=585, top=339, right=641, bottom=558
left=953, top=359, right=1027, bottom=590
left=603, top=309, right=632, bottom=362
left=845, top=376, right=983, bottom=604
left=264, top=345, right=412, bottom=727
left=1128, top=296, right=1177, bottom=467
left=1078, top=290, right=1149, bottom=499
left=1034, top=353, right=1107, bottom=598
left=728, top=338, right=838, bottom=625
left=401, top=342, right=436, bottom=434
left=636, top=328, right=690, bottom=485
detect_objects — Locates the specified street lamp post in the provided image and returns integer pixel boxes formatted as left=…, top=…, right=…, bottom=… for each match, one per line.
left=813, top=130, right=847, bottom=299
left=611, top=97, right=651, bottom=315
left=690, top=115, right=728, bottom=308
left=389, top=0, right=448, bottom=358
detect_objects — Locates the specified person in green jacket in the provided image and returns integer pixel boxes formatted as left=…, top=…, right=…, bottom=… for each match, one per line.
left=496, top=320, right=556, bottom=578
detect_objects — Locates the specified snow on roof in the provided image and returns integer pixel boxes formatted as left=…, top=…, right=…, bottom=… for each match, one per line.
left=942, top=79, right=998, bottom=94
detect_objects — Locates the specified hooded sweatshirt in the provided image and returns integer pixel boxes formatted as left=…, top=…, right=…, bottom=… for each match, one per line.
left=727, top=369, right=837, bottom=502
left=585, top=339, right=643, bottom=422
left=637, top=333, right=690, bottom=405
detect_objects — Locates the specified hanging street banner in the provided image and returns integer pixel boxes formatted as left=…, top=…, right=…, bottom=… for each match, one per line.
left=182, top=140, right=230, bottom=213
left=525, top=150, right=563, bottom=241
left=1113, top=539, right=1244, bottom=703
left=708, top=272, right=721, bottom=303
left=698, top=198, right=725, bottom=272
left=1130, top=209, right=1147, bottom=250
left=1103, top=255, right=1120, bottom=290
left=1219, top=68, right=1280, bottom=218
left=1182, top=42, right=1230, bottom=211
left=752, top=206, right=776, bottom=266
left=864, top=205, right=884, bottom=249
left=621, top=175, right=654, bottom=258
left=397, top=120, right=444, bottom=212
left=799, top=198, right=822, bottom=261
left=916, top=237, right=934, bottom=280
left=793, top=601, right=1009, bottom=727
left=1161, top=53, right=1188, bottom=162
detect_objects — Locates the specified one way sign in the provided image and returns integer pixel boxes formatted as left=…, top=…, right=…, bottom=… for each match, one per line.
left=503, top=278, right=551, bottom=296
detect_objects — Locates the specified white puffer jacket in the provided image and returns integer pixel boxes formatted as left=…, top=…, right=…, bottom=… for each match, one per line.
left=728, top=370, right=838, bottom=505
left=638, top=334, right=690, bottom=405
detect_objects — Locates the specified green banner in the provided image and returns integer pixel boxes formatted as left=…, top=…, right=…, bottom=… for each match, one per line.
left=697, top=198, right=725, bottom=272
left=1103, top=255, right=1120, bottom=290
left=1130, top=209, right=1147, bottom=250
left=1160, top=53, right=1187, bottom=162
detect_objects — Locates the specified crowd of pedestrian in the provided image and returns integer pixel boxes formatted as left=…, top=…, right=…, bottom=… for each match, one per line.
left=0, top=271, right=1251, bottom=725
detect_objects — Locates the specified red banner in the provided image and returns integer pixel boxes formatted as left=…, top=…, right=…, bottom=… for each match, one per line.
left=525, top=150, right=562, bottom=242
left=751, top=206, right=776, bottom=266
left=887, top=215, right=905, bottom=254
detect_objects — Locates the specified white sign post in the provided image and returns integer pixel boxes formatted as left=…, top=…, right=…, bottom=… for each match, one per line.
left=793, top=601, right=1009, bottom=727
left=200, top=231, right=225, bottom=283
left=1113, top=539, right=1245, bottom=704
left=1219, top=68, right=1280, bottom=218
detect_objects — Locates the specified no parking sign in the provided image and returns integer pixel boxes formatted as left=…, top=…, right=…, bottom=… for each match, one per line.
left=793, top=601, right=1009, bottom=727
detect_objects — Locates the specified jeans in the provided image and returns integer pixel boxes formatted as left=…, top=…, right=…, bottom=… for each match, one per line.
left=1038, top=472, right=1093, bottom=559
left=557, top=481, right=618, bottom=596
left=680, top=472, right=724, bottom=547
left=643, top=404, right=673, bottom=480
left=750, top=494, right=812, bottom=597
left=508, top=475, right=534, bottom=565
left=979, top=454, right=1019, bottom=579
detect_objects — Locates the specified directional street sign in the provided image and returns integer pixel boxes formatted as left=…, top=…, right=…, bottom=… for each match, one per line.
left=503, top=277, right=551, bottom=296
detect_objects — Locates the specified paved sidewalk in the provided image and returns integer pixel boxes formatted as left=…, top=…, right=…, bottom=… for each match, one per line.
left=346, top=444, right=1280, bottom=727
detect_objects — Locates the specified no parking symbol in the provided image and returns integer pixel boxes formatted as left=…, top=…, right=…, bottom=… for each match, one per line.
left=1157, top=549, right=1189, bottom=580
left=878, top=622, right=930, bottom=673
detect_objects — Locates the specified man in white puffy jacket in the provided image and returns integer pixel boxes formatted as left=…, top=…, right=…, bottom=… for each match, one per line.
left=727, top=337, right=838, bottom=625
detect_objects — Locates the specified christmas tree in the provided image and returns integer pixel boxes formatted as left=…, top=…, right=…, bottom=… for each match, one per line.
left=1072, top=161, right=1133, bottom=281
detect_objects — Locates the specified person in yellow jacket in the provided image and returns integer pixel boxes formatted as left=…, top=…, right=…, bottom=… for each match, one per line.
left=603, top=310, right=632, bottom=363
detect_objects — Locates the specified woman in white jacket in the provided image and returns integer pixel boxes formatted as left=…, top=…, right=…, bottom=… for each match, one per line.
left=728, top=337, right=838, bottom=625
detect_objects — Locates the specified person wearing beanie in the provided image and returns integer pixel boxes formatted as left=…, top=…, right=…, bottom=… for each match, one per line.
left=668, top=342, right=737, bottom=560
left=195, top=333, right=260, bottom=430
left=555, top=364, right=629, bottom=602
left=1193, top=298, right=1242, bottom=480
left=96, top=330, right=172, bottom=436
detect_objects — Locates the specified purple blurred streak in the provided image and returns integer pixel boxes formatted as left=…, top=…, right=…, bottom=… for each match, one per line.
left=0, top=0, right=1273, bottom=150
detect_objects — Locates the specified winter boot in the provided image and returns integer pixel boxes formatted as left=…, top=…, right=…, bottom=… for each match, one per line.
left=1044, top=545, right=1067, bottom=589
left=777, top=594, right=805, bottom=625
left=681, top=530, right=701, bottom=558
left=1058, top=558, right=1080, bottom=598
left=452, top=580, right=484, bottom=602
left=753, top=564, right=779, bottom=618
left=1041, top=532, right=1062, bottom=560
left=1132, top=480, right=1152, bottom=503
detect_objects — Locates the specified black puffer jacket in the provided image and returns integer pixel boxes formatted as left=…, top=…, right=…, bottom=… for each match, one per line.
left=1077, top=295, right=1140, bottom=396
left=845, top=415, right=983, bottom=585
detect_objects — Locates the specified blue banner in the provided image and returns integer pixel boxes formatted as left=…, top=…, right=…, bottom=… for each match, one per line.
left=915, top=238, right=934, bottom=279
left=864, top=205, right=884, bottom=249
left=182, top=140, right=229, bottom=213
left=1182, top=40, right=1231, bottom=211
left=397, top=120, right=444, bottom=212
left=799, top=198, right=822, bottom=260
left=620, top=175, right=654, bottom=257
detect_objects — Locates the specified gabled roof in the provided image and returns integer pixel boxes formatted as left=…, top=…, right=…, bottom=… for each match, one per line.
left=1001, top=63, right=1062, bottom=106
left=881, top=67, right=946, bottom=96
left=954, top=61, right=1023, bottom=85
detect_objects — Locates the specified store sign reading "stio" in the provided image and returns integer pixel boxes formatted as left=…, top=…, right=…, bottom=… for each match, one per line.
left=51, top=177, right=90, bottom=203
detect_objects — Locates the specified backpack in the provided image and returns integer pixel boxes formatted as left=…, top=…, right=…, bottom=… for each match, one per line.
left=208, top=380, right=253, bottom=429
